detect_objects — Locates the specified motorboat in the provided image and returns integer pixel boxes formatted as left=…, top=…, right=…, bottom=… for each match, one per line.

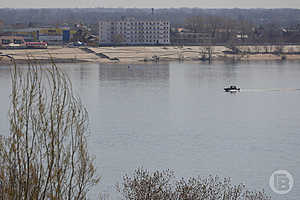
left=224, top=85, right=240, bottom=92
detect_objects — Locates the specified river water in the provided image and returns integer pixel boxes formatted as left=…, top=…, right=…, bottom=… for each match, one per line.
left=0, top=61, right=299, bottom=200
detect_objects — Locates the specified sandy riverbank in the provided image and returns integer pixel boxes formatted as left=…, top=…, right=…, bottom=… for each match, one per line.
left=1, top=45, right=300, bottom=65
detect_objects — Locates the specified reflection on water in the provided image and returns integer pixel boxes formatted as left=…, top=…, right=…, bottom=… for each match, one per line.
left=98, top=63, right=170, bottom=82
left=0, top=61, right=300, bottom=200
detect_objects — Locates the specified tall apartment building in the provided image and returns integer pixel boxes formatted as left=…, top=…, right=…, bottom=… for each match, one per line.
left=99, top=18, right=170, bottom=45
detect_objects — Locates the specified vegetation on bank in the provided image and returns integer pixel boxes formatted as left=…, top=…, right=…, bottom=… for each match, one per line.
left=116, top=168, right=271, bottom=200
left=0, top=62, right=100, bottom=199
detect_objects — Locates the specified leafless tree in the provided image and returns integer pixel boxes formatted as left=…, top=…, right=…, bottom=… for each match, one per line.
left=0, top=61, right=100, bottom=200
left=199, top=46, right=214, bottom=63
left=116, top=167, right=175, bottom=200
left=175, top=175, right=270, bottom=200
left=112, top=34, right=125, bottom=45
left=117, top=168, right=271, bottom=200
left=184, top=16, right=205, bottom=33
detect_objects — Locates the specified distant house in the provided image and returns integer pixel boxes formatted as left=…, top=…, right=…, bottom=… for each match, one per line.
left=236, top=33, right=248, bottom=40
left=281, top=28, right=300, bottom=43
left=171, top=28, right=212, bottom=45
left=99, top=17, right=170, bottom=46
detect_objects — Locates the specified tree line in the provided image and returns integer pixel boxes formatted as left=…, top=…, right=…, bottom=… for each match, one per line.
left=1, top=8, right=300, bottom=26
left=1, top=8, right=300, bottom=45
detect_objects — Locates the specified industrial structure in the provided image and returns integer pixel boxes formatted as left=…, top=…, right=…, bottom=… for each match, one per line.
left=0, top=36, right=48, bottom=49
left=99, top=17, right=170, bottom=45
left=0, top=27, right=76, bottom=45
left=0, top=36, right=26, bottom=48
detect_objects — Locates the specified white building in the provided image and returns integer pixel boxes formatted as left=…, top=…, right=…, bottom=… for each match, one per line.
left=99, top=18, right=170, bottom=45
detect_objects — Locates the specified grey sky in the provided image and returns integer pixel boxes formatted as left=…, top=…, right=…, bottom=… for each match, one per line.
left=1, top=0, right=300, bottom=8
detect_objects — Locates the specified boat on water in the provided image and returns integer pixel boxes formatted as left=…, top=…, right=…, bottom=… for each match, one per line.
left=224, top=85, right=240, bottom=92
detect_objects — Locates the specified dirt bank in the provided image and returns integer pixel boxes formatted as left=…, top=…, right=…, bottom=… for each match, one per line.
left=1, top=45, right=300, bottom=65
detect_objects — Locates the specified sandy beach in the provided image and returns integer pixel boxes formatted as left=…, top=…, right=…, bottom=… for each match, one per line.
left=1, top=45, right=300, bottom=65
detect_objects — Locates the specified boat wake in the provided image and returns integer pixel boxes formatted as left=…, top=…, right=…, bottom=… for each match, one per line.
left=240, top=88, right=300, bottom=92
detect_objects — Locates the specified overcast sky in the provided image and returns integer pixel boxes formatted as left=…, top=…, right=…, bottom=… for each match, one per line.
left=1, top=0, right=300, bottom=9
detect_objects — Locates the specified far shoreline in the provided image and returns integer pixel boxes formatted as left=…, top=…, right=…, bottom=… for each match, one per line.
left=1, top=45, right=300, bottom=65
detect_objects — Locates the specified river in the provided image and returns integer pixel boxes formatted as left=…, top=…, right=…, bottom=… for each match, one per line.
left=0, top=61, right=299, bottom=200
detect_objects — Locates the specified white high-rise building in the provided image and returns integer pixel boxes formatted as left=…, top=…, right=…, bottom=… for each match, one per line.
left=99, top=18, right=170, bottom=45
